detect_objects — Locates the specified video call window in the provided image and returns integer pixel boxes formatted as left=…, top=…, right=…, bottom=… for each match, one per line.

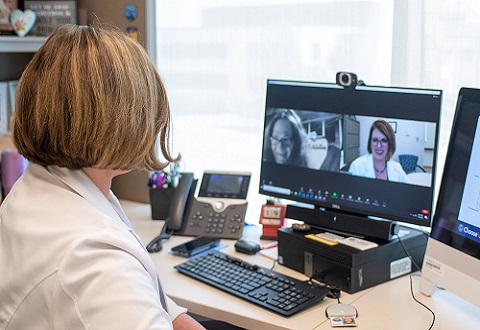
left=263, top=107, right=435, bottom=188
left=263, top=108, right=342, bottom=172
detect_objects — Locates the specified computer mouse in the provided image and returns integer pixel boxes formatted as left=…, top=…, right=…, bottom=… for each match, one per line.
left=325, top=303, right=358, bottom=318
left=234, top=239, right=260, bottom=255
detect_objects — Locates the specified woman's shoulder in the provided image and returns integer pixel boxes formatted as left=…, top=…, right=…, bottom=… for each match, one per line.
left=349, top=154, right=372, bottom=175
left=388, top=159, right=405, bottom=171
left=351, top=153, right=371, bottom=165
left=387, top=159, right=408, bottom=182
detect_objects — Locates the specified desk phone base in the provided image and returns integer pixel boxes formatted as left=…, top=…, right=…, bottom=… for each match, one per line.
left=174, top=250, right=329, bottom=317
left=179, top=199, right=247, bottom=239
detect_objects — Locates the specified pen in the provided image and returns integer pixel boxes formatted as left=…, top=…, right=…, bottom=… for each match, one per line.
left=261, top=242, right=278, bottom=250
left=149, top=172, right=164, bottom=189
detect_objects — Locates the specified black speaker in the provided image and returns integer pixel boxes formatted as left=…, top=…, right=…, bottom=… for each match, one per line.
left=286, top=204, right=397, bottom=241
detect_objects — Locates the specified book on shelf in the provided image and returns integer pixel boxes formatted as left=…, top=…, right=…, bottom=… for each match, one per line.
left=0, top=81, right=8, bottom=133
left=7, top=80, right=18, bottom=131
left=0, top=79, right=19, bottom=134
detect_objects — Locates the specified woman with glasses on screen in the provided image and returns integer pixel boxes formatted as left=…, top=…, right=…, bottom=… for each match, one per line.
left=349, top=119, right=407, bottom=182
left=263, top=109, right=309, bottom=167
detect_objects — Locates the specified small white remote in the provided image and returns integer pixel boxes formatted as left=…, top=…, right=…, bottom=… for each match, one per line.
left=316, top=232, right=345, bottom=242
left=339, top=237, right=378, bottom=251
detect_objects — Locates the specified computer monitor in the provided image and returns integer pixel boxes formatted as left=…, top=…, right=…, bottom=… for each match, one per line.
left=420, top=88, right=480, bottom=307
left=259, top=79, right=442, bottom=240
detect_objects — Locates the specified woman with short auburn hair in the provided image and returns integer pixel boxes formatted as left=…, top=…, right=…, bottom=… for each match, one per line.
left=13, top=24, right=176, bottom=171
left=0, top=24, right=209, bottom=329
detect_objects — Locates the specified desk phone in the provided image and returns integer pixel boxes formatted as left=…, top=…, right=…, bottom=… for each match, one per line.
left=166, top=171, right=251, bottom=239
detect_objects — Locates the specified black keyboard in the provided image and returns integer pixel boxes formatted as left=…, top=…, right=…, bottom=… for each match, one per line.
left=174, top=250, right=329, bottom=317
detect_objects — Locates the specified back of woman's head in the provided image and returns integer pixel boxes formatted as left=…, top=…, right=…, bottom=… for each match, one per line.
left=12, top=24, right=178, bottom=171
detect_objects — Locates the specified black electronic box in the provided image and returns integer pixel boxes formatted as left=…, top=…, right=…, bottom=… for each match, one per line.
left=277, top=226, right=428, bottom=294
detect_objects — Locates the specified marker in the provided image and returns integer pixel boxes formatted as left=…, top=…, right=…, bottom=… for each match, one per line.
left=261, top=242, right=278, bottom=250
left=150, top=172, right=164, bottom=189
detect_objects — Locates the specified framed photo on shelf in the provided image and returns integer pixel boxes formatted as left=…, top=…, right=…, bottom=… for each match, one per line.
left=0, top=0, right=18, bottom=34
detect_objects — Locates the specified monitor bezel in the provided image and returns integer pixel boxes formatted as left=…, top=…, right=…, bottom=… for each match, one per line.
left=259, top=79, right=442, bottom=228
left=421, top=87, right=480, bottom=308
left=429, top=87, right=480, bottom=260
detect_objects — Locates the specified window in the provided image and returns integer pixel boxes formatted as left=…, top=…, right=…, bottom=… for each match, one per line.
left=151, top=0, right=480, bottom=222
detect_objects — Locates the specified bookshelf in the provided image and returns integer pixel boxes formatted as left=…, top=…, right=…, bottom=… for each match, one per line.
left=0, top=36, right=47, bottom=53
left=0, top=36, right=47, bottom=150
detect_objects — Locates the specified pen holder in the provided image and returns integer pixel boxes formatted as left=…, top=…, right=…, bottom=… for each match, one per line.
left=149, top=186, right=175, bottom=220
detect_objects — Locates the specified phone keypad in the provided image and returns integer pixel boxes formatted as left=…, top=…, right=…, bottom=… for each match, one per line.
left=182, top=200, right=248, bottom=239
left=205, top=214, right=226, bottom=234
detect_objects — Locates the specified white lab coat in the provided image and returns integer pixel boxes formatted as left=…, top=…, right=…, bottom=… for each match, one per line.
left=0, top=163, right=186, bottom=329
left=348, top=153, right=407, bottom=183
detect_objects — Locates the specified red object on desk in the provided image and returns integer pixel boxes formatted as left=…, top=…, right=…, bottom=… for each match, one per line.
left=259, top=200, right=287, bottom=239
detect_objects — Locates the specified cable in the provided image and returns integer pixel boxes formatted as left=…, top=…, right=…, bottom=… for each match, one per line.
left=328, top=286, right=341, bottom=303
left=308, top=274, right=342, bottom=303
left=395, top=233, right=422, bottom=271
left=270, top=259, right=278, bottom=270
left=396, top=232, right=436, bottom=329
left=146, top=225, right=173, bottom=253
left=416, top=225, right=431, bottom=237
left=410, top=274, right=436, bottom=330
left=268, top=259, right=337, bottom=300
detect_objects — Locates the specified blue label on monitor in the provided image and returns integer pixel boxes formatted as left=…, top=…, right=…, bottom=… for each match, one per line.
left=456, top=220, right=480, bottom=243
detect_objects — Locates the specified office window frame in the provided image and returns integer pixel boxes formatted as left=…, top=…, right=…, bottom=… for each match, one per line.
left=147, top=0, right=480, bottom=221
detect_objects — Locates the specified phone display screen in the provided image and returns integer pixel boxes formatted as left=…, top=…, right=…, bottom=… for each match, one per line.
left=198, top=172, right=251, bottom=199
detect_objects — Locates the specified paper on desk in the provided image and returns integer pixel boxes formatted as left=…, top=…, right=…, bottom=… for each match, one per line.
left=259, top=246, right=278, bottom=260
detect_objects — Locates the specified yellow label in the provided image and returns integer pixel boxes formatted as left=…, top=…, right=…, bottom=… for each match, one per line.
left=305, top=234, right=339, bottom=246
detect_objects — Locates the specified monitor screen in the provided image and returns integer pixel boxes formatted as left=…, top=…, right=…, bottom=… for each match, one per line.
left=429, top=88, right=480, bottom=259
left=420, top=88, right=480, bottom=308
left=259, top=79, right=442, bottom=227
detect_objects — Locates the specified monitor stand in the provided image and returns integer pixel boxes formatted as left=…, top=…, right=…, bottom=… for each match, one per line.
left=286, top=204, right=398, bottom=241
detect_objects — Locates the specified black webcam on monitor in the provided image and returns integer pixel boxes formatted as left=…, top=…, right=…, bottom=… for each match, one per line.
left=336, top=71, right=358, bottom=88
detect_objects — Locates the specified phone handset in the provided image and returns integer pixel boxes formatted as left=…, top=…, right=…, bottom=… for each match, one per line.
left=165, top=172, right=195, bottom=231
left=146, top=172, right=195, bottom=253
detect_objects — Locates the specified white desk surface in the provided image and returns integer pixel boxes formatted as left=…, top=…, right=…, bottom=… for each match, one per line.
left=121, top=200, right=480, bottom=330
